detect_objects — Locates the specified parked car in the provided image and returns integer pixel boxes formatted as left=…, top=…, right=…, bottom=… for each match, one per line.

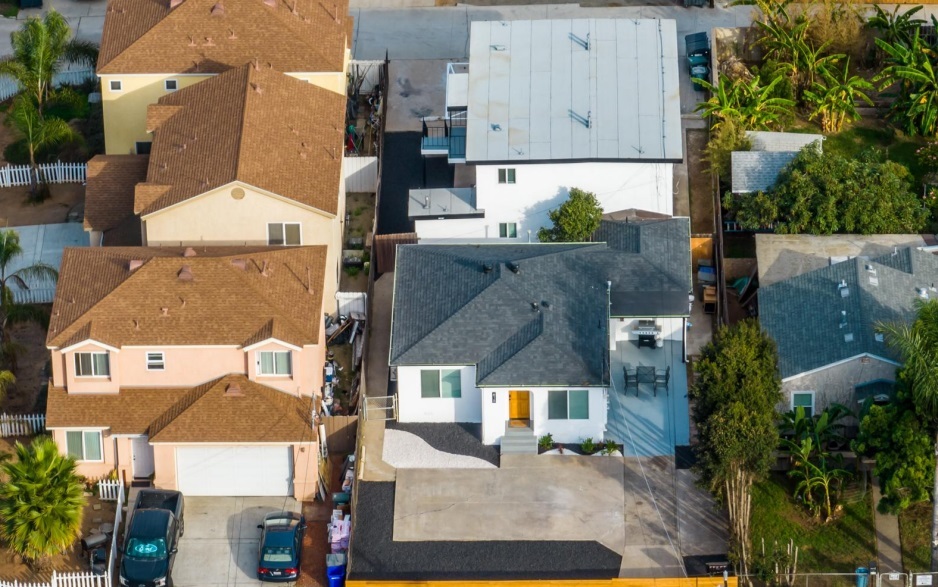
left=256, top=511, right=307, bottom=582
left=119, top=489, right=185, bottom=587
left=685, top=32, right=711, bottom=92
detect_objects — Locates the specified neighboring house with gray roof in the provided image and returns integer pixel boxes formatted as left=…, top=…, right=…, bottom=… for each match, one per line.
left=759, top=247, right=938, bottom=417
left=731, top=131, right=823, bottom=194
left=389, top=218, right=691, bottom=447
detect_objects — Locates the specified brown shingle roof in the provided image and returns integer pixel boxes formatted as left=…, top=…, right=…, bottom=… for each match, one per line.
left=47, top=246, right=327, bottom=349
left=149, top=374, right=313, bottom=443
left=97, top=0, right=349, bottom=75
left=137, top=64, right=344, bottom=216
left=46, top=375, right=315, bottom=443
left=83, top=155, right=150, bottom=233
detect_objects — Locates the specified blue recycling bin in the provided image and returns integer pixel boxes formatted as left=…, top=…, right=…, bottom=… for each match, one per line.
left=327, top=553, right=347, bottom=587
left=856, top=567, right=869, bottom=587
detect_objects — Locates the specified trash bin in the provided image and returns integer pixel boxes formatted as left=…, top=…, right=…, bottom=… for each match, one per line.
left=856, top=567, right=869, bottom=587
left=326, top=553, right=347, bottom=587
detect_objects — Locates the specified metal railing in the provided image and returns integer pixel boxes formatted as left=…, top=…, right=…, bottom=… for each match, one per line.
left=362, top=395, right=397, bottom=421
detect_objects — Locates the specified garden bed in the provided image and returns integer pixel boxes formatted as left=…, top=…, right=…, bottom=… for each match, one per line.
left=898, top=501, right=930, bottom=572
left=750, top=473, right=875, bottom=572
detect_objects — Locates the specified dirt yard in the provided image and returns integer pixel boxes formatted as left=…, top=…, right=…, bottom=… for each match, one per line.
left=687, top=129, right=715, bottom=235
left=0, top=437, right=117, bottom=582
left=0, top=184, right=84, bottom=228
left=5, top=321, right=50, bottom=414
left=339, top=192, right=375, bottom=293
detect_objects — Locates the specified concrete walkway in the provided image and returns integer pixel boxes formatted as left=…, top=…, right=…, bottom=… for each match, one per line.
left=873, top=480, right=904, bottom=573
left=360, top=273, right=396, bottom=482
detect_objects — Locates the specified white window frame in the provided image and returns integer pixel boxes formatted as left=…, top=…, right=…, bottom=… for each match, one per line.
left=65, top=430, right=104, bottom=462
left=498, top=168, right=516, bottom=184
left=257, top=351, right=292, bottom=377
left=791, top=391, right=816, bottom=418
left=498, top=222, right=517, bottom=239
left=74, top=352, right=110, bottom=378
left=164, top=79, right=178, bottom=91
left=109, top=80, right=122, bottom=92
left=267, top=222, right=302, bottom=246
left=146, top=351, right=165, bottom=371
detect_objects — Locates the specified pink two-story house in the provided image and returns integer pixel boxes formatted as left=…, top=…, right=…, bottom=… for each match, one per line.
left=44, top=245, right=327, bottom=498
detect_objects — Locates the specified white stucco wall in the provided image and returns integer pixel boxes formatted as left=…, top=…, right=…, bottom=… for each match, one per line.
left=415, top=161, right=673, bottom=242
left=396, top=365, right=482, bottom=423
left=480, top=386, right=607, bottom=445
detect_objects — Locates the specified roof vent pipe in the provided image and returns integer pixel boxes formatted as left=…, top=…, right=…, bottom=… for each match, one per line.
left=178, top=265, right=194, bottom=281
left=482, top=263, right=493, bottom=274
left=507, top=262, right=520, bottom=274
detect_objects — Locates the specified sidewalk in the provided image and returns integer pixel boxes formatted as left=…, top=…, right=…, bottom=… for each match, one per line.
left=873, top=479, right=903, bottom=572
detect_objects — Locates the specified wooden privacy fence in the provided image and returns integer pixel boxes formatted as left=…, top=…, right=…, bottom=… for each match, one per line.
left=0, top=161, right=87, bottom=188
left=323, top=415, right=359, bottom=454
left=0, top=413, right=45, bottom=437
left=0, top=69, right=96, bottom=103
left=374, top=233, right=417, bottom=274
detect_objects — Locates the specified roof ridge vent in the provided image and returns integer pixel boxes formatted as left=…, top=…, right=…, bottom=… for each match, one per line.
left=129, top=259, right=144, bottom=271
left=178, top=265, right=194, bottom=281
left=224, top=382, right=244, bottom=397
left=183, top=247, right=197, bottom=257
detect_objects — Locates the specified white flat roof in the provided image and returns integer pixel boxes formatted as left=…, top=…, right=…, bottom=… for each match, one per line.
left=465, top=19, right=683, bottom=164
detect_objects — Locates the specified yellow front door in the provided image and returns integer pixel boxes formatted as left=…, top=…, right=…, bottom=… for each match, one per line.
left=508, top=390, right=530, bottom=421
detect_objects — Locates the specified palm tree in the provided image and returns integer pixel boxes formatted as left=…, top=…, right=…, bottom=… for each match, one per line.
left=875, top=33, right=938, bottom=137
left=0, top=437, right=84, bottom=568
left=8, top=96, right=77, bottom=201
left=696, top=74, right=795, bottom=131
left=878, top=298, right=938, bottom=571
left=805, top=58, right=874, bottom=133
left=0, top=229, right=57, bottom=372
left=0, top=10, right=97, bottom=112
left=867, top=4, right=926, bottom=48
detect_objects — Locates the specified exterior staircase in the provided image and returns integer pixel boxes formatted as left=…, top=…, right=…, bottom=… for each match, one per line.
left=499, top=421, right=537, bottom=455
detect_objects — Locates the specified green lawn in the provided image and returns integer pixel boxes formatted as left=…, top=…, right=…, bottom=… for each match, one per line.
left=899, top=501, right=931, bottom=572
left=750, top=473, right=876, bottom=572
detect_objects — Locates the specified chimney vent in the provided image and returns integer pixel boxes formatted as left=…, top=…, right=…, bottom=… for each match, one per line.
left=178, top=265, right=194, bottom=281
left=224, top=382, right=244, bottom=397
left=129, top=259, right=144, bottom=271
left=231, top=258, right=247, bottom=270
left=183, top=247, right=197, bottom=257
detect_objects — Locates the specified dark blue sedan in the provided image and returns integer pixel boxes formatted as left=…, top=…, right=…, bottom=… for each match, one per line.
left=256, top=511, right=306, bottom=582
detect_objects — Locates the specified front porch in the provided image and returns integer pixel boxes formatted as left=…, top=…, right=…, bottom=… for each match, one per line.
left=607, top=340, right=690, bottom=457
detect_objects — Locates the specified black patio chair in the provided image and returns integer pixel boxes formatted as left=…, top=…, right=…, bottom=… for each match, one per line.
left=624, top=367, right=638, bottom=395
left=654, top=365, right=671, bottom=397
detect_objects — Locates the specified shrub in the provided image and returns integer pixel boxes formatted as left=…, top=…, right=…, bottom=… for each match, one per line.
left=580, top=437, right=596, bottom=454
left=538, top=433, right=554, bottom=451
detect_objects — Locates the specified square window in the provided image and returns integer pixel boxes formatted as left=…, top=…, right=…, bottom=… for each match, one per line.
left=498, top=223, right=517, bottom=239
left=66, top=430, right=103, bottom=461
left=164, top=79, right=178, bottom=91
left=498, top=168, right=516, bottom=184
left=74, top=352, right=109, bottom=377
left=267, top=223, right=302, bottom=246
left=258, top=351, right=292, bottom=376
left=420, top=369, right=461, bottom=398
left=146, top=352, right=165, bottom=371
left=548, top=390, right=589, bottom=419
left=792, top=392, right=815, bottom=418
left=109, top=80, right=122, bottom=92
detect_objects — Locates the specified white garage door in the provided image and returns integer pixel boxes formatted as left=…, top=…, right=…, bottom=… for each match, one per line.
left=176, top=446, right=293, bottom=496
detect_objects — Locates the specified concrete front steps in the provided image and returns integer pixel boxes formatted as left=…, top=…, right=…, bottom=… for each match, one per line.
left=500, top=421, right=537, bottom=455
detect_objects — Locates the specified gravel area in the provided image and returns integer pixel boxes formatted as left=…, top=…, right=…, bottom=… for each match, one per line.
left=386, top=422, right=499, bottom=466
left=382, top=429, right=496, bottom=469
left=348, top=482, right=623, bottom=580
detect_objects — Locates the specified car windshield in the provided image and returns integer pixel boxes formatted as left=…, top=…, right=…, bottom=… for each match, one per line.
left=126, top=537, right=167, bottom=559
left=262, top=546, right=294, bottom=563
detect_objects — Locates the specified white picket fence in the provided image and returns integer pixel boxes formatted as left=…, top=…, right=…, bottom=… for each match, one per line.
left=0, top=68, right=96, bottom=103
left=96, top=480, right=122, bottom=502
left=0, top=161, right=87, bottom=189
left=0, top=571, right=109, bottom=587
left=0, top=413, right=45, bottom=437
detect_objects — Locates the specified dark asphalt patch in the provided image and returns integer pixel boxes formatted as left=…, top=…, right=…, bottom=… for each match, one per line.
left=377, top=132, right=454, bottom=236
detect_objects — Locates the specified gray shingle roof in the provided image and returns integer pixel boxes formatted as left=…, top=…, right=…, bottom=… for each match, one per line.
left=759, top=247, right=938, bottom=378
left=731, top=151, right=799, bottom=194
left=747, top=131, right=824, bottom=152
left=389, top=219, right=690, bottom=387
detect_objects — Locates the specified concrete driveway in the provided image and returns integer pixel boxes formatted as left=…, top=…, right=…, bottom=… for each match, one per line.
left=173, top=497, right=301, bottom=587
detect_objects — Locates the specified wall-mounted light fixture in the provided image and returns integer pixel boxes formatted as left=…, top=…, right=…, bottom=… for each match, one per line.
left=492, top=392, right=496, bottom=403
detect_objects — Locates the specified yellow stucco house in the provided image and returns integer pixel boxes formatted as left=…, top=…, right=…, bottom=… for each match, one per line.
left=97, top=0, right=352, bottom=155
left=84, top=63, right=347, bottom=310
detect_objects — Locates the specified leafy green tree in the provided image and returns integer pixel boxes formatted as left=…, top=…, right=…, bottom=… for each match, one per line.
left=805, top=58, right=874, bottom=133
left=0, top=436, right=84, bottom=568
left=875, top=32, right=938, bottom=137
left=704, top=119, right=752, bottom=179
left=877, top=299, right=938, bottom=570
left=0, top=10, right=97, bottom=112
left=726, top=148, right=926, bottom=234
left=853, top=383, right=934, bottom=514
left=0, top=229, right=57, bottom=372
left=537, top=188, right=603, bottom=242
left=691, top=319, right=783, bottom=575
left=791, top=458, right=848, bottom=522
left=8, top=95, right=78, bottom=201
left=696, top=74, right=796, bottom=131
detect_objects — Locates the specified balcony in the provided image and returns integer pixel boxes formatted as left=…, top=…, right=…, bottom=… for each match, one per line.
left=408, top=187, right=482, bottom=220
left=420, top=113, right=467, bottom=163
